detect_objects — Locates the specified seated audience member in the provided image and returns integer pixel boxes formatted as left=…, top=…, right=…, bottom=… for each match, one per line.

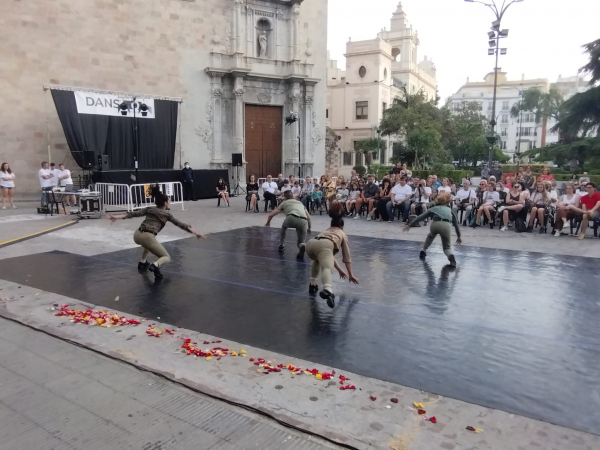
left=426, top=178, right=437, bottom=201
left=276, top=174, right=285, bottom=190
left=472, top=182, right=499, bottom=228
left=216, top=177, right=229, bottom=206
left=401, top=163, right=412, bottom=179
left=527, top=182, right=552, bottom=233
left=336, top=182, right=349, bottom=204
left=576, top=181, right=588, bottom=198
left=573, top=182, right=600, bottom=240
left=288, top=175, right=295, bottom=186
left=311, top=184, right=323, bottom=210
left=452, top=180, right=476, bottom=224
left=354, top=174, right=380, bottom=220
left=392, top=162, right=403, bottom=175
left=346, top=182, right=361, bottom=216
left=537, top=166, right=555, bottom=183
left=409, top=177, right=419, bottom=189
left=523, top=165, right=535, bottom=190
left=262, top=175, right=278, bottom=210
left=431, top=175, right=441, bottom=189
left=437, top=177, right=452, bottom=194
left=375, top=178, right=393, bottom=221
left=411, top=179, right=431, bottom=217
left=449, top=180, right=458, bottom=195
left=388, top=176, right=412, bottom=222
left=291, top=181, right=302, bottom=199
left=301, top=176, right=315, bottom=209
left=553, top=183, right=580, bottom=235
left=246, top=174, right=260, bottom=212
left=497, top=179, right=510, bottom=196
left=498, top=182, right=525, bottom=231
left=545, top=180, right=558, bottom=205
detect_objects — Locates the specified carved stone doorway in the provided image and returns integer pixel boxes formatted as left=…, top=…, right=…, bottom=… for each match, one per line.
left=245, top=105, right=282, bottom=178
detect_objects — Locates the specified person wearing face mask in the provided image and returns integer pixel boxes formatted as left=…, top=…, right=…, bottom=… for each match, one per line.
left=181, top=162, right=196, bottom=201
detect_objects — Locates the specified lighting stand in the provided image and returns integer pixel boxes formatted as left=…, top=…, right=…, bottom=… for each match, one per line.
left=232, top=165, right=246, bottom=197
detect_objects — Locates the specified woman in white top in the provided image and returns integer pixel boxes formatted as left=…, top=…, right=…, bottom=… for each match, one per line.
left=527, top=182, right=552, bottom=233
left=0, top=162, right=16, bottom=209
left=473, top=182, right=500, bottom=228
left=553, top=183, right=580, bottom=236
left=437, top=177, right=452, bottom=194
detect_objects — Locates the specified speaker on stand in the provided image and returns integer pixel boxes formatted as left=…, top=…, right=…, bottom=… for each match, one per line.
left=231, top=153, right=245, bottom=197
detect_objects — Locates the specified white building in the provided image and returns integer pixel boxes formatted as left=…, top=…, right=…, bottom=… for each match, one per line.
left=325, top=2, right=437, bottom=177
left=449, top=72, right=590, bottom=161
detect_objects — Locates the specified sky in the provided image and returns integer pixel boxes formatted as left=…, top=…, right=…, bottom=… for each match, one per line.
left=327, top=0, right=600, bottom=101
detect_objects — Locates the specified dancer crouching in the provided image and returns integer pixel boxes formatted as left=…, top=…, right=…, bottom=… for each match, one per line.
left=403, top=192, right=462, bottom=267
left=305, top=201, right=359, bottom=308
left=265, top=190, right=312, bottom=259
left=108, top=194, right=206, bottom=279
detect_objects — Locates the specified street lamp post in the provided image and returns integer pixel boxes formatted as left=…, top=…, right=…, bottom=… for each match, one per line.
left=465, top=0, right=523, bottom=169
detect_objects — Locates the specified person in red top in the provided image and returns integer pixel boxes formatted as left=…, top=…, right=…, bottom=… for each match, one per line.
left=537, top=166, right=555, bottom=183
left=572, top=182, right=600, bottom=240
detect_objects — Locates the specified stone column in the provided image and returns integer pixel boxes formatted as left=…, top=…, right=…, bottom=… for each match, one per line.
left=233, top=77, right=245, bottom=158
left=291, top=4, right=300, bottom=60
left=289, top=82, right=301, bottom=160
left=208, top=72, right=224, bottom=162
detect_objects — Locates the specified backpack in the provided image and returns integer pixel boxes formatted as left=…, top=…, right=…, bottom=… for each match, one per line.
left=514, top=215, right=527, bottom=233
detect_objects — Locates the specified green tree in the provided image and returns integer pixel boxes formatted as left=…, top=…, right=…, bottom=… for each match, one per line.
left=407, top=128, right=448, bottom=170
left=510, top=87, right=564, bottom=124
left=445, top=102, right=491, bottom=166
left=580, top=39, right=600, bottom=85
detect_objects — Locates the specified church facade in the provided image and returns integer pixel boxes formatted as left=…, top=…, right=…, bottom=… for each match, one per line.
left=0, top=0, right=327, bottom=193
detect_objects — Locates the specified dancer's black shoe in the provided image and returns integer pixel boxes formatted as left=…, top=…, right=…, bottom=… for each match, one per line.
left=149, top=263, right=163, bottom=279
left=138, top=261, right=150, bottom=271
left=309, top=284, right=318, bottom=296
left=448, top=254, right=457, bottom=267
left=296, top=245, right=306, bottom=259
left=320, top=289, right=335, bottom=308
left=419, top=250, right=427, bottom=260
left=278, top=245, right=285, bottom=252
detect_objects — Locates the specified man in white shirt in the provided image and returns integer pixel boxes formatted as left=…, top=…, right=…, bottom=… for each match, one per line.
left=49, top=163, right=59, bottom=187
left=576, top=181, right=588, bottom=199
left=387, top=176, right=412, bottom=222
left=38, top=161, right=53, bottom=206
left=452, top=180, right=476, bottom=224
left=410, top=179, right=431, bottom=216
left=262, top=175, right=278, bottom=211
left=58, top=163, right=76, bottom=206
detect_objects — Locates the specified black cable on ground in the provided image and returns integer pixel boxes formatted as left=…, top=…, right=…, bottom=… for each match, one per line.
left=0, top=314, right=361, bottom=450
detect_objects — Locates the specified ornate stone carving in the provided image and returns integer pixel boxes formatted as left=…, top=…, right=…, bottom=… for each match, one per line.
left=305, top=96, right=313, bottom=104
left=292, top=4, right=301, bottom=16
left=288, top=93, right=301, bottom=103
left=258, top=31, right=268, bottom=58
left=312, top=111, right=322, bottom=151
left=224, top=26, right=231, bottom=54
left=233, top=88, right=245, bottom=97
left=212, top=87, right=223, bottom=97
left=257, top=92, right=272, bottom=104
left=194, top=101, right=214, bottom=154
left=211, top=25, right=221, bottom=47
left=256, top=10, right=275, bottom=18
left=305, top=38, right=313, bottom=59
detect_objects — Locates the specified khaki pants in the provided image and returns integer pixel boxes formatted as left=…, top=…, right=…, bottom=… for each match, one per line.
left=423, top=221, right=453, bottom=257
left=280, top=215, right=308, bottom=249
left=305, top=238, right=335, bottom=292
left=133, top=229, right=171, bottom=267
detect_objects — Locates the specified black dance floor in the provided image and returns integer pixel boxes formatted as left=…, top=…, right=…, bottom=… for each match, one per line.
left=0, top=227, right=599, bottom=435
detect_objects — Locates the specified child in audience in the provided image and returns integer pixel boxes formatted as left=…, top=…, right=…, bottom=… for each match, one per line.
left=311, top=184, right=323, bottom=210
left=336, top=181, right=349, bottom=203
left=291, top=180, right=302, bottom=199
left=346, top=182, right=361, bottom=216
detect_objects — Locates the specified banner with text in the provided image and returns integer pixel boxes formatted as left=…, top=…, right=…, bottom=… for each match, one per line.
left=74, top=91, right=155, bottom=119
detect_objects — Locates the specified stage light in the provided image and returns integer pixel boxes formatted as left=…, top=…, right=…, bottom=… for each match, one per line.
left=499, top=29, right=509, bottom=37
left=488, top=49, right=495, bottom=55
left=489, top=40, right=496, bottom=48
left=488, top=31, right=496, bottom=39
left=500, top=48, right=507, bottom=55
left=491, top=20, right=500, bottom=30
left=118, top=102, right=129, bottom=116
left=139, top=103, right=149, bottom=117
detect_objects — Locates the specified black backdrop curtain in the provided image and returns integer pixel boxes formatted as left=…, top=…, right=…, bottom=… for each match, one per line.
left=51, top=89, right=178, bottom=170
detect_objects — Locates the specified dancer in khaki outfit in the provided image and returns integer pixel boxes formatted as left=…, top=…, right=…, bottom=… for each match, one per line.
left=305, top=201, right=359, bottom=308
left=265, top=190, right=312, bottom=259
left=109, top=194, right=206, bottom=279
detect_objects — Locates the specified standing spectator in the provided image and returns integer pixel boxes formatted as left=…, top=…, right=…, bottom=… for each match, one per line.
left=472, top=182, right=499, bottom=228
left=452, top=180, right=476, bottom=224
left=579, top=172, right=591, bottom=186
left=553, top=183, right=580, bottom=235
left=392, top=162, right=403, bottom=175
left=410, top=179, right=431, bottom=217
left=216, top=177, right=229, bottom=206
left=499, top=182, right=525, bottom=231
left=49, top=163, right=59, bottom=188
left=300, top=176, right=314, bottom=209
left=537, top=166, right=555, bottom=183
left=0, top=162, right=16, bottom=209
left=489, top=162, right=503, bottom=181
left=527, top=182, right=552, bottom=233
left=354, top=174, right=380, bottom=220
left=246, top=175, right=260, bottom=213
left=262, top=175, right=278, bottom=211
left=388, top=176, right=412, bottom=222
left=57, top=163, right=76, bottom=207
left=575, top=182, right=600, bottom=240
left=375, top=178, right=392, bottom=221
left=181, top=162, right=196, bottom=201
left=346, top=182, right=361, bottom=216
left=38, top=161, right=53, bottom=206
left=481, top=164, right=490, bottom=180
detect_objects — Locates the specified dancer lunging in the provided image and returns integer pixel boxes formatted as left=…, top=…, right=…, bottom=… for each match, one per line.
left=305, top=201, right=359, bottom=308
left=265, top=190, right=312, bottom=259
left=109, top=194, right=206, bottom=279
left=403, top=192, right=462, bottom=267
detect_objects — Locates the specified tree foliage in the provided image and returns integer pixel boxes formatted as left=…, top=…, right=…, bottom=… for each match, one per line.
left=510, top=87, right=564, bottom=124
left=580, top=39, right=600, bottom=86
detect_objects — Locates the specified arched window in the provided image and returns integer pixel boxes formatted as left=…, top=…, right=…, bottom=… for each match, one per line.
left=359, top=66, right=366, bottom=78
left=383, top=68, right=388, bottom=80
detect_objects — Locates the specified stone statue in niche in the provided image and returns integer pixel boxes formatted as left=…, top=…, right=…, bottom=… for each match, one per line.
left=258, top=31, right=268, bottom=58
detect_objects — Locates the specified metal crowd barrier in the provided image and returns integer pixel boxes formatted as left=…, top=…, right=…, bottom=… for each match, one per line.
left=129, top=182, right=184, bottom=211
left=94, top=183, right=133, bottom=212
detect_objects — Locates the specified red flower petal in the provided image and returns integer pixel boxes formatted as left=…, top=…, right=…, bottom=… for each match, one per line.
left=466, top=426, right=475, bottom=431
left=391, top=398, right=398, bottom=403
left=418, top=409, right=426, bottom=415
left=370, top=396, right=377, bottom=401
left=430, top=416, right=437, bottom=423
